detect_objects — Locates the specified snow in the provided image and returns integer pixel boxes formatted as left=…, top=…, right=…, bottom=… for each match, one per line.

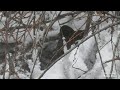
left=40, top=12, right=120, bottom=79
left=0, top=11, right=120, bottom=79
left=42, top=36, right=96, bottom=79
left=27, top=59, right=42, bottom=79
left=41, top=59, right=66, bottom=79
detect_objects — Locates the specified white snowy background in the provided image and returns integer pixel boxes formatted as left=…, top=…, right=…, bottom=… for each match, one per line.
left=0, top=11, right=120, bottom=79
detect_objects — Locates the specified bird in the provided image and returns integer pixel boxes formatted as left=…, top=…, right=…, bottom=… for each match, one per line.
left=39, top=25, right=85, bottom=70
left=60, top=25, right=85, bottom=49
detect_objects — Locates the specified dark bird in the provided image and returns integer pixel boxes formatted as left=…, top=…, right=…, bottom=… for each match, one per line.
left=39, top=25, right=85, bottom=70
left=60, top=25, right=85, bottom=49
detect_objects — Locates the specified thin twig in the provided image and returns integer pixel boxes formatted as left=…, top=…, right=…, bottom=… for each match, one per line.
left=92, top=27, right=108, bottom=79
left=109, top=33, right=120, bottom=78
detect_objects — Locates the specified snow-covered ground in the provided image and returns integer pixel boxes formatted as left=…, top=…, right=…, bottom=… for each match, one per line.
left=0, top=11, right=120, bottom=79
